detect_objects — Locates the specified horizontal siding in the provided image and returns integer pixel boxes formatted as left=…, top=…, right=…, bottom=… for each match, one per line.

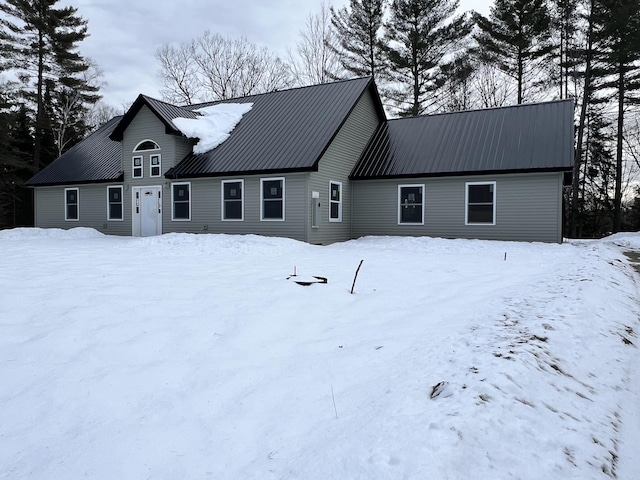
left=34, top=184, right=130, bottom=236
left=352, top=172, right=563, bottom=243
left=122, top=106, right=181, bottom=184
left=163, top=173, right=308, bottom=241
left=308, top=90, right=381, bottom=244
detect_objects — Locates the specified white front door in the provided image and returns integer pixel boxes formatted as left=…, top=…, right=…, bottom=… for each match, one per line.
left=132, top=186, right=162, bottom=237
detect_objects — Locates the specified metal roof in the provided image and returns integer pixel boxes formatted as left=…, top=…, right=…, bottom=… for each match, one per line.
left=26, top=117, right=123, bottom=186
left=109, top=95, right=196, bottom=141
left=166, top=77, right=382, bottom=178
left=351, top=99, right=575, bottom=179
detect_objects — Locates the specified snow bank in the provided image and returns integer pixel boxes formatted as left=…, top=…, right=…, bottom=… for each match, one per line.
left=0, top=227, right=104, bottom=240
left=1, top=232, right=639, bottom=479
left=601, top=231, right=640, bottom=250
left=173, top=103, right=253, bottom=154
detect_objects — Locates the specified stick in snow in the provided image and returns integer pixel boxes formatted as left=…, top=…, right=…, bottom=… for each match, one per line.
left=350, top=259, right=364, bottom=294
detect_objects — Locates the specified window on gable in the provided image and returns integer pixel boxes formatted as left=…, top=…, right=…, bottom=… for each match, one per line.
left=134, top=140, right=160, bottom=151
left=172, top=182, right=191, bottom=221
left=150, top=154, right=161, bottom=177
left=107, top=186, right=123, bottom=221
left=65, top=188, right=79, bottom=221
left=261, top=178, right=284, bottom=221
left=398, top=185, right=424, bottom=224
left=222, top=180, right=243, bottom=221
left=329, top=181, right=342, bottom=222
left=132, top=156, right=143, bottom=178
left=466, top=182, right=496, bottom=225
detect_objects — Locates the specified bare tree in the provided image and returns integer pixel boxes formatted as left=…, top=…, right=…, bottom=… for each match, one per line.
left=156, top=43, right=201, bottom=105
left=156, top=32, right=292, bottom=104
left=473, top=63, right=517, bottom=108
left=288, top=2, right=343, bottom=86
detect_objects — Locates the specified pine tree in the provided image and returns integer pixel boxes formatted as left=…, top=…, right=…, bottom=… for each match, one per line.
left=590, top=0, right=640, bottom=232
left=329, top=0, right=387, bottom=82
left=0, top=0, right=96, bottom=169
left=474, top=0, right=554, bottom=104
left=385, top=0, right=472, bottom=116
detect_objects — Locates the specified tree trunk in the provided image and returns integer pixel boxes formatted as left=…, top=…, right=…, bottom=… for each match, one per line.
left=612, top=63, right=625, bottom=232
left=570, top=0, right=594, bottom=237
left=34, top=29, right=45, bottom=169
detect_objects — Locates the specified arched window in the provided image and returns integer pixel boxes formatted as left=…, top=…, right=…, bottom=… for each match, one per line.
left=133, top=139, right=160, bottom=151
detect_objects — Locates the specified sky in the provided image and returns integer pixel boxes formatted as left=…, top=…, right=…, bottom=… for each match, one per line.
left=55, top=0, right=491, bottom=108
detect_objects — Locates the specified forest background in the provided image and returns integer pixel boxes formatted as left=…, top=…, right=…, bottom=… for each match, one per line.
left=1, top=0, right=639, bottom=238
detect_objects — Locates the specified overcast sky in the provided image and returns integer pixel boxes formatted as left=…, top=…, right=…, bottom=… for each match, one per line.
left=58, top=0, right=490, bottom=108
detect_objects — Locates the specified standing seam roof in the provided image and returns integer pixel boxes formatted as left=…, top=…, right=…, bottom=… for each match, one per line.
left=25, top=117, right=123, bottom=186
left=351, top=99, right=574, bottom=179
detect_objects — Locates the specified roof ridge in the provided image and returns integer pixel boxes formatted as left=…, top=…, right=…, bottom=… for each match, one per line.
left=186, top=76, right=373, bottom=108
left=386, top=98, right=575, bottom=122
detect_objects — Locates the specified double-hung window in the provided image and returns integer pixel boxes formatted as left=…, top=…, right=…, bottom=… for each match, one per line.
left=150, top=154, right=161, bottom=177
left=398, top=184, right=424, bottom=224
left=65, top=188, right=79, bottom=221
left=261, top=177, right=285, bottom=220
left=222, top=180, right=244, bottom=221
left=466, top=181, right=496, bottom=225
left=329, top=181, right=342, bottom=222
left=132, top=156, right=143, bottom=178
left=172, top=182, right=191, bottom=221
left=107, top=186, right=124, bottom=221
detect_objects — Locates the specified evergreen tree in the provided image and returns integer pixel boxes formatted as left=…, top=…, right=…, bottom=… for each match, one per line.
left=385, top=0, right=472, bottom=116
left=0, top=0, right=96, bottom=169
left=0, top=83, right=35, bottom=228
left=474, top=0, right=554, bottom=104
left=550, top=0, right=580, bottom=99
left=590, top=0, right=640, bottom=232
left=329, top=0, right=387, bottom=82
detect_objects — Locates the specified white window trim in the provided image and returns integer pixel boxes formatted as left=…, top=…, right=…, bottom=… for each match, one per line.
left=260, top=177, right=285, bottom=221
left=149, top=154, right=162, bottom=178
left=221, top=179, right=244, bottom=221
left=106, top=185, right=124, bottom=221
left=465, top=181, right=496, bottom=226
left=171, top=182, right=191, bottom=221
left=64, top=187, right=79, bottom=221
left=132, top=155, right=143, bottom=179
left=397, top=184, right=425, bottom=225
left=133, top=139, right=161, bottom=152
left=329, top=181, right=342, bottom=223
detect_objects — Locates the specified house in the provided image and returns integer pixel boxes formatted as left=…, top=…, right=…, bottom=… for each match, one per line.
left=26, top=77, right=574, bottom=243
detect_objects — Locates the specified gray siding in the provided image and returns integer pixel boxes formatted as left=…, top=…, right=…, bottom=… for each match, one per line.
left=308, top=90, right=381, bottom=244
left=352, top=172, right=564, bottom=243
left=163, top=173, right=308, bottom=242
left=34, top=184, right=130, bottom=236
left=121, top=105, right=181, bottom=184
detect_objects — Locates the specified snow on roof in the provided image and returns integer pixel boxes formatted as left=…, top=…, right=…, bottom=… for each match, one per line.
left=173, top=103, right=253, bottom=155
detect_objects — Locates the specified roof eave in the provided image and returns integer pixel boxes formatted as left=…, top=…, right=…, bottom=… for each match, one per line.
left=27, top=172, right=125, bottom=188
left=350, top=166, right=573, bottom=181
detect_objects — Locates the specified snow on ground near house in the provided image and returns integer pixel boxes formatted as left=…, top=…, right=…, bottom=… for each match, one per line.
left=173, top=103, right=253, bottom=154
left=1, top=229, right=639, bottom=479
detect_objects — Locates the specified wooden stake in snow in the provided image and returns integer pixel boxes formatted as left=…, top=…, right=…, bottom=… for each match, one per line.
left=350, top=259, right=364, bottom=294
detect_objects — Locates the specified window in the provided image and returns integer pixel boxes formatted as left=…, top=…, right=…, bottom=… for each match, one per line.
left=466, top=182, right=496, bottom=225
left=222, top=180, right=243, bottom=221
left=150, top=154, right=161, bottom=177
left=132, top=156, right=143, bottom=178
left=172, top=182, right=191, bottom=221
left=329, top=181, right=342, bottom=222
left=398, top=184, right=424, bottom=224
left=65, top=188, right=79, bottom=221
left=133, top=139, right=160, bottom=151
left=107, top=186, right=123, bottom=221
left=261, top=177, right=285, bottom=220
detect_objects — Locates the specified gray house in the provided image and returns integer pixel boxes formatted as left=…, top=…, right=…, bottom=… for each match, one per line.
left=26, top=77, right=574, bottom=243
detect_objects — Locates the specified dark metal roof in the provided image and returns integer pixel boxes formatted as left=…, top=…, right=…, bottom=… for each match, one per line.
left=26, top=117, right=124, bottom=186
left=166, top=77, right=383, bottom=178
left=109, top=95, right=196, bottom=141
left=351, top=99, right=575, bottom=179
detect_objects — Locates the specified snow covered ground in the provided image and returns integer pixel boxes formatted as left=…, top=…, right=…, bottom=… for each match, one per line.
left=1, top=228, right=639, bottom=479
